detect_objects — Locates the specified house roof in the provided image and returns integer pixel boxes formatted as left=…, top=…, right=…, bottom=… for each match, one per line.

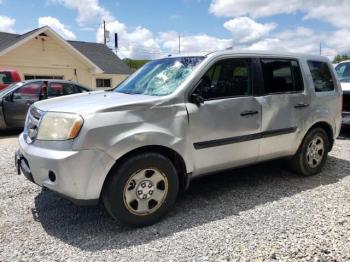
left=0, top=27, right=131, bottom=75
left=68, top=41, right=131, bottom=74
left=0, top=28, right=43, bottom=52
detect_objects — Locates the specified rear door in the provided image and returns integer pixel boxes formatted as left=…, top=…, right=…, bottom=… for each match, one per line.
left=257, top=58, right=309, bottom=160
left=186, top=57, right=262, bottom=175
left=3, top=81, right=42, bottom=127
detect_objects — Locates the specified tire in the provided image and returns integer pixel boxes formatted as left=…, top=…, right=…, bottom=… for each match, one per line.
left=102, top=152, right=179, bottom=226
left=289, top=127, right=330, bottom=176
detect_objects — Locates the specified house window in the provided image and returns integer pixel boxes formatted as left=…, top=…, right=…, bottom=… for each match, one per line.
left=24, top=75, right=63, bottom=80
left=96, top=78, right=111, bottom=88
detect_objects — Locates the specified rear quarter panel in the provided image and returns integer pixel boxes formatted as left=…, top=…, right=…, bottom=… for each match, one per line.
left=299, top=59, right=342, bottom=143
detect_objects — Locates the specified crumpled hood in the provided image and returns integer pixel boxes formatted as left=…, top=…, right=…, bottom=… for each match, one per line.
left=34, top=91, right=162, bottom=115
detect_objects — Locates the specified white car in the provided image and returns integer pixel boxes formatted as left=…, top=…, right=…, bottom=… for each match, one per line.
left=334, top=61, right=350, bottom=127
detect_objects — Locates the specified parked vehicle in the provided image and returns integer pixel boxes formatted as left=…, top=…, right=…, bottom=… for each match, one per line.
left=16, top=51, right=342, bottom=226
left=334, top=61, right=350, bottom=128
left=0, top=69, right=21, bottom=91
left=0, top=80, right=90, bottom=129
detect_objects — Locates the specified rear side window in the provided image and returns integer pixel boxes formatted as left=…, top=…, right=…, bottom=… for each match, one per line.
left=48, top=82, right=79, bottom=97
left=0, top=72, right=12, bottom=84
left=307, top=61, right=334, bottom=92
left=261, top=59, right=303, bottom=94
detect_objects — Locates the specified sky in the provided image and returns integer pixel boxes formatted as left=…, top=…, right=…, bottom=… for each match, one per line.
left=0, top=0, right=350, bottom=59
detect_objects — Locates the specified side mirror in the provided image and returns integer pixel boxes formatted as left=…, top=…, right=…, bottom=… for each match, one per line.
left=4, top=93, right=13, bottom=102
left=190, top=93, right=204, bottom=105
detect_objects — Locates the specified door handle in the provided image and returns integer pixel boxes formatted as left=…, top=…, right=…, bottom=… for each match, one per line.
left=294, top=103, right=309, bottom=109
left=240, top=110, right=258, bottom=116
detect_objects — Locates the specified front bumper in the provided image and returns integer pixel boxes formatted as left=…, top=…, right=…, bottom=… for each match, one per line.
left=17, top=133, right=115, bottom=205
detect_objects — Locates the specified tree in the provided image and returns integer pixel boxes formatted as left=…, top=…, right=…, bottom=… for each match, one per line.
left=123, top=59, right=149, bottom=72
left=333, top=54, right=350, bottom=64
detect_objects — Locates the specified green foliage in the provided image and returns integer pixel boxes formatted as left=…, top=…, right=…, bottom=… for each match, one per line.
left=123, top=59, right=149, bottom=72
left=333, top=54, right=350, bottom=64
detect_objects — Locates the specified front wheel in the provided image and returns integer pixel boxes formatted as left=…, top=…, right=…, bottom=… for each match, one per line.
left=102, top=152, right=179, bottom=226
left=289, top=127, right=330, bottom=176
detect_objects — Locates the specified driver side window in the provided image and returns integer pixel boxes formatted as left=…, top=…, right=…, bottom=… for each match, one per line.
left=195, top=58, right=252, bottom=100
left=12, top=82, right=42, bottom=101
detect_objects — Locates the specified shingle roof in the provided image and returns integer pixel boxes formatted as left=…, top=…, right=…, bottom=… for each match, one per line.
left=68, top=41, right=131, bottom=74
left=0, top=28, right=44, bottom=53
left=0, top=28, right=131, bottom=75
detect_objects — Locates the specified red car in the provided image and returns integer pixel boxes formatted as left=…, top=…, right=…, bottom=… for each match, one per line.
left=0, top=69, right=21, bottom=91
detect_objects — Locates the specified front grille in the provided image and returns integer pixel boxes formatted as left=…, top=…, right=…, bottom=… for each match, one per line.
left=24, top=106, right=44, bottom=142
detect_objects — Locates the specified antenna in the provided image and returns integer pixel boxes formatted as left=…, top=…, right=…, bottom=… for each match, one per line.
left=103, top=20, right=106, bottom=45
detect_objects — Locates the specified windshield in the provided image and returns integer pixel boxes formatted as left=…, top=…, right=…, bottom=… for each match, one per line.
left=0, top=71, right=12, bottom=84
left=0, top=82, right=23, bottom=97
left=115, top=56, right=204, bottom=96
left=335, top=62, right=350, bottom=82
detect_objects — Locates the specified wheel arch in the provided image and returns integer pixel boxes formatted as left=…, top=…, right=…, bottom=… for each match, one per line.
left=305, top=121, right=334, bottom=151
left=101, top=145, right=189, bottom=199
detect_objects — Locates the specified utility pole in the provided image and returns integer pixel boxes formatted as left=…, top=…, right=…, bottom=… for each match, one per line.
left=103, top=20, right=106, bottom=45
left=178, top=33, right=181, bottom=54
left=320, top=42, right=322, bottom=56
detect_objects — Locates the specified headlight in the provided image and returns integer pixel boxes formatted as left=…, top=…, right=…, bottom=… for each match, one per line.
left=37, top=112, right=84, bottom=141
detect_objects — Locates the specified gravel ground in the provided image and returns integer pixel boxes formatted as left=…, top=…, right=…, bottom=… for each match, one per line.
left=0, top=130, right=350, bottom=261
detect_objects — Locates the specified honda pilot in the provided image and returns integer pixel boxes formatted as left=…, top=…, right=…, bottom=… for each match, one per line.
left=16, top=51, right=342, bottom=226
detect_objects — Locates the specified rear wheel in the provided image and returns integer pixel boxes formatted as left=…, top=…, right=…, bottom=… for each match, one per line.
left=289, top=128, right=330, bottom=176
left=102, top=153, right=179, bottom=226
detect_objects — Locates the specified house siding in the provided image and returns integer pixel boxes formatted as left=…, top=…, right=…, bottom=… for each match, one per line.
left=0, top=34, right=129, bottom=89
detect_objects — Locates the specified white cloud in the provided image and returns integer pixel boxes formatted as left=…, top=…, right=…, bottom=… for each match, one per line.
left=38, top=16, right=76, bottom=40
left=245, top=27, right=322, bottom=54
left=230, top=26, right=342, bottom=59
left=325, top=29, right=350, bottom=54
left=50, top=0, right=347, bottom=60
left=304, top=3, right=350, bottom=30
left=209, top=0, right=301, bottom=18
left=96, top=20, right=162, bottom=59
left=159, top=31, right=232, bottom=54
left=96, top=22, right=233, bottom=59
left=223, top=17, right=276, bottom=43
left=209, top=0, right=350, bottom=31
left=50, top=0, right=113, bottom=25
left=206, top=0, right=350, bottom=59
left=0, top=15, right=16, bottom=33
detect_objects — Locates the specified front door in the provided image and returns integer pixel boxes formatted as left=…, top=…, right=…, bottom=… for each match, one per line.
left=3, top=81, right=42, bottom=128
left=186, top=58, right=262, bottom=175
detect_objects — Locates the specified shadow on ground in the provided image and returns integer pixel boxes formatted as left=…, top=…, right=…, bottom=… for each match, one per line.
left=0, top=129, right=22, bottom=138
left=31, top=155, right=350, bottom=252
left=338, top=129, right=350, bottom=140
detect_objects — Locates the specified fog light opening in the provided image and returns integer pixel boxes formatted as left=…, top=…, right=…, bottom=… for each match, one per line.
left=48, top=171, right=56, bottom=182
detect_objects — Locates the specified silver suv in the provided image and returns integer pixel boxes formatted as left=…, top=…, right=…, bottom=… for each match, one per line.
left=16, top=51, right=342, bottom=226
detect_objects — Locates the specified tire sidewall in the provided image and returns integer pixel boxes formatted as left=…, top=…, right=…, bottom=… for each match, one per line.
left=298, top=128, right=329, bottom=176
left=103, top=153, right=179, bottom=226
